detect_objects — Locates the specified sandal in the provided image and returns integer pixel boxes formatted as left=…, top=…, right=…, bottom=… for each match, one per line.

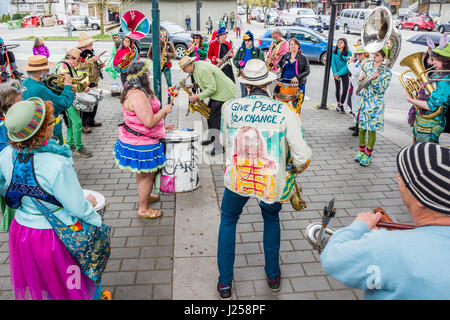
left=138, top=208, right=163, bottom=219
left=148, top=193, right=160, bottom=204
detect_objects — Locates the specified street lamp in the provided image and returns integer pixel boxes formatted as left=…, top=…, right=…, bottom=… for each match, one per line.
left=152, top=0, right=162, bottom=103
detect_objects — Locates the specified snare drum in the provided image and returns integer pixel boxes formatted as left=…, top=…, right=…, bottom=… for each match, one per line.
left=74, top=92, right=97, bottom=112
left=274, top=80, right=300, bottom=102
left=83, top=189, right=107, bottom=218
left=161, top=131, right=200, bottom=193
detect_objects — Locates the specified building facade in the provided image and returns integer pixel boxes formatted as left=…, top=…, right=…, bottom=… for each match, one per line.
left=123, top=0, right=238, bottom=32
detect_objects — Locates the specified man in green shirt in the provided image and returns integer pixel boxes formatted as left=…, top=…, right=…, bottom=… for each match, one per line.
left=178, top=56, right=235, bottom=155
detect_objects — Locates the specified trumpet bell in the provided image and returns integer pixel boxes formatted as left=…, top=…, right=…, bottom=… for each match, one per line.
left=305, top=222, right=335, bottom=253
left=361, top=7, right=392, bottom=54
left=399, top=52, right=434, bottom=95
left=121, top=10, right=150, bottom=40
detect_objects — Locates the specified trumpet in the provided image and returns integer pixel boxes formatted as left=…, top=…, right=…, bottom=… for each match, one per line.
left=305, top=200, right=416, bottom=254
left=185, top=44, right=195, bottom=56
left=45, top=73, right=88, bottom=93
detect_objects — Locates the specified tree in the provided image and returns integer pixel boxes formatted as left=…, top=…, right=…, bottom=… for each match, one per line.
left=244, top=0, right=258, bottom=24
left=48, top=0, right=56, bottom=15
left=255, top=0, right=274, bottom=28
left=80, top=0, right=135, bottom=35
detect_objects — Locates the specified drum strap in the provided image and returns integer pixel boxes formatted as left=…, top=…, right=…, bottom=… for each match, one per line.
left=118, top=122, right=160, bottom=141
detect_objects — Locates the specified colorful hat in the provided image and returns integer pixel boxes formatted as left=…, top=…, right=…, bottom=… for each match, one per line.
left=381, top=45, right=390, bottom=59
left=432, top=34, right=450, bottom=57
left=353, top=44, right=366, bottom=54
left=5, top=97, right=46, bottom=143
left=120, top=10, right=150, bottom=40
left=22, top=55, right=55, bottom=71
left=216, top=27, right=228, bottom=36
left=397, top=142, right=450, bottom=215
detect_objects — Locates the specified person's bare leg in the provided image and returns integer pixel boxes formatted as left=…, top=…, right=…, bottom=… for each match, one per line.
left=136, top=172, right=161, bottom=217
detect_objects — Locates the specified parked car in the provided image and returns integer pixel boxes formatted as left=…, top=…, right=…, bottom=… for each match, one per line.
left=436, top=20, right=450, bottom=33
left=250, top=8, right=261, bottom=20
left=22, top=15, right=40, bottom=28
left=118, top=21, right=198, bottom=59
left=281, top=14, right=297, bottom=26
left=63, top=16, right=101, bottom=30
left=56, top=14, right=68, bottom=25
left=256, top=26, right=331, bottom=65
left=340, top=8, right=372, bottom=34
left=397, top=15, right=435, bottom=31
left=317, top=15, right=340, bottom=30
left=294, top=17, right=323, bottom=32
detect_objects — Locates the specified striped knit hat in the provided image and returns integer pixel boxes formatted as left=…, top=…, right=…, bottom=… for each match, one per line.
left=397, top=142, right=450, bottom=215
left=5, top=97, right=46, bottom=143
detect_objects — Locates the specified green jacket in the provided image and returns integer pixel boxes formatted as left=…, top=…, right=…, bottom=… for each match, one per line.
left=192, top=61, right=236, bottom=102
left=188, top=42, right=209, bottom=61
left=232, top=46, right=264, bottom=69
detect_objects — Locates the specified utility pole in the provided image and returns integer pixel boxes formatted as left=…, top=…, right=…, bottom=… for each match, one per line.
left=152, top=0, right=161, bottom=103
left=196, top=0, right=202, bottom=31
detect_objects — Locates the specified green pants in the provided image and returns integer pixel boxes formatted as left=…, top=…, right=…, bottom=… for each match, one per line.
left=163, top=67, right=172, bottom=88
left=66, top=106, right=83, bottom=150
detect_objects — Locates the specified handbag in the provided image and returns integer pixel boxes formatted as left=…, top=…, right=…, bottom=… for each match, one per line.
left=160, top=174, right=175, bottom=193
left=31, top=198, right=111, bottom=285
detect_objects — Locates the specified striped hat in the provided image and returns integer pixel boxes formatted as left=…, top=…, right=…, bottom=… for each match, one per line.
left=5, top=97, right=46, bottom=143
left=397, top=142, right=450, bottom=215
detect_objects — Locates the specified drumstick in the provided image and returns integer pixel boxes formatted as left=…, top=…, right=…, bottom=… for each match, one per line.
left=98, top=50, right=107, bottom=57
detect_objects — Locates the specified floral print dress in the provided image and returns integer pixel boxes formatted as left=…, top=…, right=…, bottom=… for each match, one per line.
left=357, top=61, right=392, bottom=132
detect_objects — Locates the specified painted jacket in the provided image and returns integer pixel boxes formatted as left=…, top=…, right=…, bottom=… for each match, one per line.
left=321, top=220, right=450, bottom=300
left=221, top=90, right=312, bottom=203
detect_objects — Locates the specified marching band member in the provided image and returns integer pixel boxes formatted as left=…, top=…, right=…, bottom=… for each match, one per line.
left=55, top=48, right=92, bottom=158
left=178, top=56, right=235, bottom=156
left=187, top=33, right=209, bottom=62
left=321, top=143, right=450, bottom=300
left=105, top=32, right=121, bottom=80
left=0, top=37, right=23, bottom=82
left=347, top=43, right=369, bottom=137
left=208, top=27, right=235, bottom=83
left=114, top=61, right=172, bottom=219
left=217, top=59, right=312, bottom=299
left=276, top=37, right=310, bottom=108
left=77, top=32, right=105, bottom=134
left=232, top=31, right=264, bottom=97
left=114, top=35, right=140, bottom=86
left=265, top=28, right=289, bottom=72
left=21, top=55, right=74, bottom=145
left=354, top=46, right=392, bottom=166
left=404, top=39, right=450, bottom=144
left=148, top=30, right=176, bottom=104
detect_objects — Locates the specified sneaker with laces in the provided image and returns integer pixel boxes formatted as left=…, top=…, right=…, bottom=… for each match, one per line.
left=76, top=147, right=92, bottom=158
left=354, top=151, right=365, bottom=162
left=267, top=273, right=281, bottom=292
left=359, top=153, right=372, bottom=166
left=69, top=144, right=75, bottom=151
left=217, top=283, right=232, bottom=300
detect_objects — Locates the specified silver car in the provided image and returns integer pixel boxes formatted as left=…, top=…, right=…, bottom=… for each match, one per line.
left=63, top=16, right=101, bottom=30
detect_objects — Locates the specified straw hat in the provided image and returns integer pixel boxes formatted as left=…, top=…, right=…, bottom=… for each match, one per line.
left=178, top=56, right=195, bottom=70
left=66, top=48, right=82, bottom=60
left=22, top=55, right=55, bottom=71
left=76, top=32, right=96, bottom=48
left=238, top=59, right=277, bottom=86
left=5, top=97, right=46, bottom=142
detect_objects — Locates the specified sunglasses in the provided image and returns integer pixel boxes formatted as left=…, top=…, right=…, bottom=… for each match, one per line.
left=65, top=55, right=77, bottom=60
left=49, top=118, right=57, bottom=126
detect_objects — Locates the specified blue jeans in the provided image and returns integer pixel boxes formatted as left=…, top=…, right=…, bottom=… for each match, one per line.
left=217, top=188, right=282, bottom=287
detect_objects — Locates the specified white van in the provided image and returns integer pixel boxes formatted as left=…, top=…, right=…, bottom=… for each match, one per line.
left=340, top=8, right=373, bottom=34
left=288, top=8, right=317, bottom=18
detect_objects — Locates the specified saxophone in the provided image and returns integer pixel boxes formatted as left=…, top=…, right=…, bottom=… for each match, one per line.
left=161, top=38, right=168, bottom=71
left=266, top=41, right=277, bottom=70
left=218, top=41, right=233, bottom=70
left=173, top=74, right=211, bottom=119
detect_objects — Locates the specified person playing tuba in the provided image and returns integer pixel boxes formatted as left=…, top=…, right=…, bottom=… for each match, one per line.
left=403, top=36, right=450, bottom=144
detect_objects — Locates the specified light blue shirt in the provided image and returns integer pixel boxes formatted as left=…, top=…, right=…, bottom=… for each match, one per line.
left=0, top=146, right=102, bottom=229
left=321, top=219, right=450, bottom=300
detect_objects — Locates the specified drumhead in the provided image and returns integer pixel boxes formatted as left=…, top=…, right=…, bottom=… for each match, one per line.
left=162, top=130, right=199, bottom=143
left=83, top=189, right=106, bottom=211
left=76, top=92, right=97, bottom=103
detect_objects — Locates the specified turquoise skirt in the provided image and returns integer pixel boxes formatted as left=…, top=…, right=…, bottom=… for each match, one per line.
left=114, top=139, right=166, bottom=173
